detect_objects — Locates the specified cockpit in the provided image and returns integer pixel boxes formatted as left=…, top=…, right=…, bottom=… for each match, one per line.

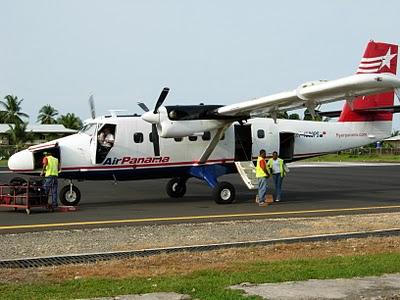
left=80, top=122, right=117, bottom=164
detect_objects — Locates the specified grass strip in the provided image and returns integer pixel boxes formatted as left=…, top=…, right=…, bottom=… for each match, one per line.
left=1, top=252, right=400, bottom=300
left=305, top=153, right=400, bottom=162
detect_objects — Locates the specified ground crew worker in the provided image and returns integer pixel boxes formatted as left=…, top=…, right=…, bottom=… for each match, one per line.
left=41, top=151, right=61, bottom=210
left=267, top=151, right=286, bottom=202
left=256, top=149, right=270, bottom=206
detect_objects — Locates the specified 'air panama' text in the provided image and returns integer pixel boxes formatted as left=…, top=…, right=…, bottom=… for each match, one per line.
left=103, top=156, right=170, bottom=165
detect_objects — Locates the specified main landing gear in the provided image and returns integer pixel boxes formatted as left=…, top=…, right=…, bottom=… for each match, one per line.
left=166, top=165, right=236, bottom=204
left=212, top=181, right=235, bottom=204
left=166, top=177, right=187, bottom=198
left=59, top=180, right=81, bottom=206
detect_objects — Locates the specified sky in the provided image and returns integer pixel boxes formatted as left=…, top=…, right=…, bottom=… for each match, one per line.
left=1, top=0, right=400, bottom=128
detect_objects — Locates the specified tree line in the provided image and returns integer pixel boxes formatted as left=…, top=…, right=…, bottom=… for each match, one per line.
left=1, top=95, right=83, bottom=149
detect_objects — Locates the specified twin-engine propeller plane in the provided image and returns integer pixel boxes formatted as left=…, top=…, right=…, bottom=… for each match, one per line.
left=8, top=41, right=400, bottom=205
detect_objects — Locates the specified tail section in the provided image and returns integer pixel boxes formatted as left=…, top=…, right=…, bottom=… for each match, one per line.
left=339, top=41, right=398, bottom=122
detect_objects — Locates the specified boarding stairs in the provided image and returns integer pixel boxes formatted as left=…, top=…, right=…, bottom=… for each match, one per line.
left=234, top=161, right=258, bottom=190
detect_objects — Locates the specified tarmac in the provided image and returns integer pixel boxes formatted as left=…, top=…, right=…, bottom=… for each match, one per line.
left=0, top=163, right=400, bottom=233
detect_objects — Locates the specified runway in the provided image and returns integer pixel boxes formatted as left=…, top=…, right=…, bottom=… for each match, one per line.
left=0, top=164, right=399, bottom=233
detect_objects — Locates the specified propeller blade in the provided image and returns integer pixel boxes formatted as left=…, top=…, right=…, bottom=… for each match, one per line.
left=137, top=102, right=150, bottom=112
left=152, top=124, right=160, bottom=156
left=153, top=87, right=170, bottom=114
left=89, top=95, right=96, bottom=119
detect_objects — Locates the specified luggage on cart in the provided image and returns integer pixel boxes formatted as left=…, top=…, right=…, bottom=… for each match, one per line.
left=0, top=177, right=50, bottom=214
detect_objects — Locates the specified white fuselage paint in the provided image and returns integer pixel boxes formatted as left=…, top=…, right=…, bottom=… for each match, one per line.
left=8, top=116, right=391, bottom=180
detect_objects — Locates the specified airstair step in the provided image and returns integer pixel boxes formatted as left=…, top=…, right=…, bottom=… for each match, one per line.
left=234, top=161, right=258, bottom=190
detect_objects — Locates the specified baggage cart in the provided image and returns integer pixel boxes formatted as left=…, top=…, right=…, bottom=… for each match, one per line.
left=0, top=178, right=50, bottom=215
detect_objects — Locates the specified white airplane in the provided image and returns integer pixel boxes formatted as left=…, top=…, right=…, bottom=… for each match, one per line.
left=8, top=40, right=400, bottom=205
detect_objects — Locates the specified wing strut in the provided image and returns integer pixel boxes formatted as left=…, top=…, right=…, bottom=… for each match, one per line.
left=198, top=123, right=231, bottom=164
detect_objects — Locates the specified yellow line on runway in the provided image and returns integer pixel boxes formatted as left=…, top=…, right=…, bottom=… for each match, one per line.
left=1, top=205, right=400, bottom=231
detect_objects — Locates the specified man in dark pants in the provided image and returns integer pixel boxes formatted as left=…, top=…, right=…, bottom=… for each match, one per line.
left=256, top=149, right=270, bottom=206
left=41, top=151, right=61, bottom=210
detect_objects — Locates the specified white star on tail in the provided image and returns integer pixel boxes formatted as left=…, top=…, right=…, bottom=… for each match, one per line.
left=379, top=47, right=397, bottom=70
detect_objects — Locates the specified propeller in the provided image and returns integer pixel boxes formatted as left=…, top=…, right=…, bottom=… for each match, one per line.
left=138, top=87, right=170, bottom=157
left=89, top=95, right=96, bottom=119
left=153, top=87, right=170, bottom=113
left=137, top=102, right=149, bottom=112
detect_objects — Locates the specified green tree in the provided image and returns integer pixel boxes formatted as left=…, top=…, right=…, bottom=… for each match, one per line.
left=37, top=105, right=58, bottom=124
left=288, top=113, right=300, bottom=120
left=7, top=122, right=33, bottom=151
left=57, top=113, right=83, bottom=130
left=303, top=109, right=322, bottom=121
left=277, top=111, right=289, bottom=119
left=0, top=95, right=29, bottom=124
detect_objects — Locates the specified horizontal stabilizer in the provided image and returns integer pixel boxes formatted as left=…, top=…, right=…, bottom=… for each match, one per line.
left=319, top=105, right=400, bottom=118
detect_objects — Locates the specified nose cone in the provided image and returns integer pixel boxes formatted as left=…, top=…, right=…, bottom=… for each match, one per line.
left=141, top=111, right=160, bottom=124
left=8, top=150, right=34, bottom=171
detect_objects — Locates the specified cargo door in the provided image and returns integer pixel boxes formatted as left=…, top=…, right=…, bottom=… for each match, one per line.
left=234, top=124, right=252, bottom=161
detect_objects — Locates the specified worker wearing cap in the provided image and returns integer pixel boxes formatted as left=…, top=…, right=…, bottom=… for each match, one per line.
left=41, top=151, right=61, bottom=210
left=255, top=149, right=270, bottom=206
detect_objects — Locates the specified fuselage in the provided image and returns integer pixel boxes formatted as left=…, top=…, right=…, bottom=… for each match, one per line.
left=8, top=115, right=391, bottom=181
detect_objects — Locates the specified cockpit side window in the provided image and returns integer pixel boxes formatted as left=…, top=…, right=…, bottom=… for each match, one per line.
left=80, top=124, right=96, bottom=136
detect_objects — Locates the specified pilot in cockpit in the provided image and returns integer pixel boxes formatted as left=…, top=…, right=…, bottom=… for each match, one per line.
left=98, top=127, right=115, bottom=148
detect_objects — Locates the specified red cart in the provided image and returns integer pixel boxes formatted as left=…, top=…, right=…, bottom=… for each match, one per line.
left=0, top=178, right=50, bottom=215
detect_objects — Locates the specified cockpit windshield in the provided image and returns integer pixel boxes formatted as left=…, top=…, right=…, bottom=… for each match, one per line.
left=79, top=123, right=96, bottom=136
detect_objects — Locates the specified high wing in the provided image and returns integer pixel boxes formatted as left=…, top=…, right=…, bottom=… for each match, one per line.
left=215, top=73, right=400, bottom=118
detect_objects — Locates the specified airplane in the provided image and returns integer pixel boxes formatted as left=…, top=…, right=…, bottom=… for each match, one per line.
left=7, top=40, right=400, bottom=206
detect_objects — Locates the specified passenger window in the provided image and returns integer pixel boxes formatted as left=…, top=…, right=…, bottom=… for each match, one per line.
left=257, top=129, right=265, bottom=139
left=134, top=132, right=144, bottom=143
left=149, top=132, right=153, bottom=143
left=174, top=137, right=183, bottom=142
left=202, top=131, right=211, bottom=141
left=188, top=136, right=198, bottom=141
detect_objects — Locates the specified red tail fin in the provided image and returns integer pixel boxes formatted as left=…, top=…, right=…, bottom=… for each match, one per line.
left=339, top=41, right=398, bottom=122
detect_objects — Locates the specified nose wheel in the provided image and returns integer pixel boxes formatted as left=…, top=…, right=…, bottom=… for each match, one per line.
left=59, top=184, right=81, bottom=206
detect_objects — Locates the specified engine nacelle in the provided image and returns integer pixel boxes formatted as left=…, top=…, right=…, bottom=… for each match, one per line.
left=159, top=118, right=226, bottom=138
left=154, top=105, right=227, bottom=138
left=142, top=105, right=230, bottom=138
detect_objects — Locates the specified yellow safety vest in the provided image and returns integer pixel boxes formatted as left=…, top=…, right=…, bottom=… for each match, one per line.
left=45, top=156, right=59, bottom=177
left=267, top=158, right=285, bottom=177
left=256, top=156, right=268, bottom=178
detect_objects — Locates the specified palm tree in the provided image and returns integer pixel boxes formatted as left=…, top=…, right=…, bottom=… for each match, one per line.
left=57, top=113, right=83, bottom=130
left=0, top=95, right=29, bottom=124
left=37, top=105, right=58, bottom=124
left=7, top=122, right=33, bottom=151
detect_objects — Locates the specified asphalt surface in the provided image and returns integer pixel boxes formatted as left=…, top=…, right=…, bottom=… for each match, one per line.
left=0, top=164, right=399, bottom=233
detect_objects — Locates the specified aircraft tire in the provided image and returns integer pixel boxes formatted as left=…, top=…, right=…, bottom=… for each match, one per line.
left=213, top=182, right=235, bottom=204
left=59, top=185, right=81, bottom=206
left=166, top=178, right=186, bottom=198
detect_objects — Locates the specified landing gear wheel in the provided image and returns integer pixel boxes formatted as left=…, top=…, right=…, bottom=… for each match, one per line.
left=213, top=182, right=235, bottom=204
left=59, top=185, right=81, bottom=206
left=166, top=178, right=187, bottom=198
